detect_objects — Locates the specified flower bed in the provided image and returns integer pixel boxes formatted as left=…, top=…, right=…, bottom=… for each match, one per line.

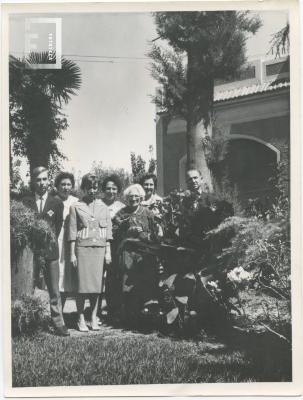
left=206, top=214, right=291, bottom=342
left=142, top=187, right=291, bottom=351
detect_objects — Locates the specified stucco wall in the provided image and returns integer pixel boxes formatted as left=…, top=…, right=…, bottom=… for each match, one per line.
left=229, top=115, right=290, bottom=157
left=157, top=89, right=290, bottom=196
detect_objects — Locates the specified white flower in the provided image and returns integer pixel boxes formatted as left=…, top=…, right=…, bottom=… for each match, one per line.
left=189, top=310, right=197, bottom=317
left=206, top=280, right=222, bottom=293
left=227, top=267, right=252, bottom=284
left=47, top=210, right=54, bottom=217
left=207, top=280, right=219, bottom=289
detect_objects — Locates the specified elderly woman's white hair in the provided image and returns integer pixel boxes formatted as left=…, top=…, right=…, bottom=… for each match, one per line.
left=123, top=184, right=145, bottom=200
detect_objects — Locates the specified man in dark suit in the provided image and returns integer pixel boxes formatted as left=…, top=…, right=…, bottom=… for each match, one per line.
left=186, top=169, right=204, bottom=196
left=183, top=168, right=233, bottom=249
left=23, top=166, right=69, bottom=336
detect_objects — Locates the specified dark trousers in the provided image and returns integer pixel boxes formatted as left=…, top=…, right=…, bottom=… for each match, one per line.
left=105, top=263, right=123, bottom=316
left=44, top=259, right=65, bottom=328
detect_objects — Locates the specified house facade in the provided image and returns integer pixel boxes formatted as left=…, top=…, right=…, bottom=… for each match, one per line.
left=156, top=56, right=290, bottom=203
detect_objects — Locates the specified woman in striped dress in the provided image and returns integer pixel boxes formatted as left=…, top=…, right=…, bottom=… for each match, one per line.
left=68, top=174, right=112, bottom=332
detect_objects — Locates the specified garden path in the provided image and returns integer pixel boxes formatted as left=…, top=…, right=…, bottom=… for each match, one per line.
left=64, top=297, right=158, bottom=339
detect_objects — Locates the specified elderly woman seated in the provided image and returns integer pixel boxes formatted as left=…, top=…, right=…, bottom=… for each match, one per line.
left=112, top=184, right=159, bottom=326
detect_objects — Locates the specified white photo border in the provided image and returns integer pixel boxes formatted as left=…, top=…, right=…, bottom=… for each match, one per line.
left=1, top=0, right=302, bottom=397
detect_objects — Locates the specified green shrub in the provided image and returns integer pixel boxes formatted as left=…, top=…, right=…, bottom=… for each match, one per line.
left=10, top=200, right=56, bottom=261
left=206, top=212, right=291, bottom=342
left=90, top=161, right=132, bottom=194
left=204, top=150, right=290, bottom=343
left=11, top=295, right=51, bottom=336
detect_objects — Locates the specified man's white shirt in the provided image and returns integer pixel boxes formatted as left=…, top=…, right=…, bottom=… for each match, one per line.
left=35, top=192, right=48, bottom=213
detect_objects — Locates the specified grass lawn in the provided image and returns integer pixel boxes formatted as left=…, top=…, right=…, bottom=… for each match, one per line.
left=12, top=294, right=291, bottom=387
left=13, top=324, right=261, bottom=387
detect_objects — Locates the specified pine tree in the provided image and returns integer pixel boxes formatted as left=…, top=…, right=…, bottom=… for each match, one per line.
left=130, top=152, right=146, bottom=181
left=149, top=11, right=261, bottom=190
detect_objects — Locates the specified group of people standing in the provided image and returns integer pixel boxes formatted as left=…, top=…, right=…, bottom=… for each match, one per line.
left=24, top=166, right=168, bottom=336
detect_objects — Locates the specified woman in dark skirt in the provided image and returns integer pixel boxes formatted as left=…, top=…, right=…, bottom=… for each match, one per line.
left=68, top=174, right=112, bottom=332
left=112, top=184, right=159, bottom=325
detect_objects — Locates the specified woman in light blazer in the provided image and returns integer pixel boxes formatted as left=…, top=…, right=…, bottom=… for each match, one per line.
left=68, top=174, right=112, bottom=332
left=54, top=171, right=78, bottom=310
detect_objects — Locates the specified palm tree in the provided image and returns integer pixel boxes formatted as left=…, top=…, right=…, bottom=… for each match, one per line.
left=9, top=52, right=82, bottom=174
left=269, top=22, right=289, bottom=58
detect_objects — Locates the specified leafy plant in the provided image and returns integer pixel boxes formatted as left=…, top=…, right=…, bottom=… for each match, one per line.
left=269, top=22, right=289, bottom=58
left=155, top=189, right=234, bottom=248
left=11, top=294, right=51, bottom=336
left=201, top=125, right=227, bottom=168
left=130, top=152, right=146, bottom=182
left=130, top=149, right=157, bottom=183
left=151, top=151, right=290, bottom=344
left=205, top=209, right=290, bottom=342
left=10, top=200, right=56, bottom=261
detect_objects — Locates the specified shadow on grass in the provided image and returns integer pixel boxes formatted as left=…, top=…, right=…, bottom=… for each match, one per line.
left=12, top=330, right=256, bottom=386
left=64, top=307, right=292, bottom=382
left=215, top=327, right=292, bottom=382
left=12, top=306, right=291, bottom=386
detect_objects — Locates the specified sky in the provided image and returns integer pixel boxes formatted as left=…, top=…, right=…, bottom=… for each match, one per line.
left=9, top=10, right=288, bottom=178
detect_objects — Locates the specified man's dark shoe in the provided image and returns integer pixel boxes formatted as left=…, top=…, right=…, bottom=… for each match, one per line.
left=55, top=325, right=70, bottom=337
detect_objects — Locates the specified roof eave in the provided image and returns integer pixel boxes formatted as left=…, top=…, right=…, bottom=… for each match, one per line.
left=214, top=86, right=290, bottom=107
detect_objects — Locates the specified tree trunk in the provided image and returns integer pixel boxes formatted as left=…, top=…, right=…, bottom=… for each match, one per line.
left=24, top=91, right=53, bottom=171
left=11, top=246, right=34, bottom=300
left=28, top=142, right=50, bottom=172
left=186, top=118, right=213, bottom=192
left=186, top=49, right=214, bottom=192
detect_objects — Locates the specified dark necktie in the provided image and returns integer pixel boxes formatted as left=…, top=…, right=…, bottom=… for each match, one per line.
left=39, top=196, right=44, bottom=214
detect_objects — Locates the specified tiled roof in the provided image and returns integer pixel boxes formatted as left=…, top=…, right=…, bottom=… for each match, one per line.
left=214, top=80, right=290, bottom=103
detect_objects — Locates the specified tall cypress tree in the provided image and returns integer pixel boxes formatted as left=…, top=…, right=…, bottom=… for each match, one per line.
left=149, top=11, right=261, bottom=190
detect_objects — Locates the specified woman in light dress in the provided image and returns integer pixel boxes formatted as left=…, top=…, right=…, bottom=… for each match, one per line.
left=101, top=175, right=125, bottom=319
left=54, top=172, right=78, bottom=311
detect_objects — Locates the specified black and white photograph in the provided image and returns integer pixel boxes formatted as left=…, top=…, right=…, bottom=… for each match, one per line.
left=1, top=0, right=302, bottom=396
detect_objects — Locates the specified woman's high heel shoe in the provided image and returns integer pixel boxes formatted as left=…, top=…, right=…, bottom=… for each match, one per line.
left=91, top=318, right=100, bottom=331
left=77, top=320, right=89, bottom=332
